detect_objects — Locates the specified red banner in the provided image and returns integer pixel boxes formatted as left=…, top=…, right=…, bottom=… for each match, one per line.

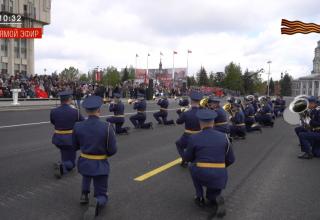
left=0, top=28, right=42, bottom=39
left=35, top=86, right=48, bottom=98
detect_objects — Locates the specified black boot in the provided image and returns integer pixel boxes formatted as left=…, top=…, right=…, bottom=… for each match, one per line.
left=54, top=162, right=63, bottom=179
left=298, top=152, right=313, bottom=159
left=194, top=197, right=205, bottom=207
left=80, top=193, right=89, bottom=205
left=215, top=196, right=226, bottom=218
left=180, top=160, right=188, bottom=168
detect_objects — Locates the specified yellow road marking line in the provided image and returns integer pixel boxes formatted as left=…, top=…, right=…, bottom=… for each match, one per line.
left=134, top=158, right=182, bottom=182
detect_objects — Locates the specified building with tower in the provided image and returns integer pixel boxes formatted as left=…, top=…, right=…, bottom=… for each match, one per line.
left=292, top=41, right=320, bottom=96
left=0, top=0, right=51, bottom=76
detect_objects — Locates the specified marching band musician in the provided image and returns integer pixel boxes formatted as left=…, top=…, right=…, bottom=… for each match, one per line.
left=229, top=103, right=246, bottom=139
left=207, top=96, right=230, bottom=134
left=183, top=108, right=235, bottom=218
left=273, top=96, right=282, bottom=117
left=267, top=96, right=276, bottom=120
left=176, top=91, right=203, bottom=168
left=255, top=97, right=274, bottom=127
left=73, top=95, right=117, bottom=216
left=244, top=97, right=262, bottom=133
left=177, top=96, right=190, bottom=116
left=153, top=95, right=175, bottom=125
left=106, top=93, right=130, bottom=135
left=129, top=93, right=153, bottom=129
left=50, top=91, right=85, bottom=179
left=280, top=96, right=286, bottom=114
left=252, top=95, right=260, bottom=113
left=298, top=96, right=320, bottom=159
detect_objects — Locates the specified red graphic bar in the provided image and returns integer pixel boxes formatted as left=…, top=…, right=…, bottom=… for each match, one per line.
left=0, top=28, right=42, bottom=39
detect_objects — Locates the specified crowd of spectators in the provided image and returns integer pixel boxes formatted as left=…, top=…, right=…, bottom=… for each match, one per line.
left=0, top=73, right=187, bottom=99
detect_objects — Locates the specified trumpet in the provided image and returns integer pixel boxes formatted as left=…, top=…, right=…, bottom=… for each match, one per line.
left=223, top=103, right=234, bottom=117
left=200, top=97, right=209, bottom=108
left=128, top=98, right=138, bottom=104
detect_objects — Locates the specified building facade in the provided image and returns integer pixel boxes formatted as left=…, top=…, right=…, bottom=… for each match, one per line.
left=0, top=0, right=51, bottom=76
left=292, top=41, right=320, bottom=97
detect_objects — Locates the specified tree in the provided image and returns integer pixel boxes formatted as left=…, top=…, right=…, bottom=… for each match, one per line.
left=102, top=66, right=121, bottom=87
left=214, top=72, right=225, bottom=87
left=208, top=72, right=215, bottom=87
left=269, top=77, right=275, bottom=96
left=121, top=66, right=130, bottom=82
left=128, top=65, right=136, bottom=80
left=280, top=73, right=292, bottom=96
left=242, top=69, right=254, bottom=94
left=79, top=74, right=89, bottom=83
left=59, top=66, right=79, bottom=81
left=187, top=76, right=197, bottom=87
left=197, top=66, right=209, bottom=86
left=223, top=62, right=244, bottom=93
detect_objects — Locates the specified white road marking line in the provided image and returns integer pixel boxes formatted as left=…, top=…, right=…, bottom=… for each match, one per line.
left=0, top=108, right=177, bottom=129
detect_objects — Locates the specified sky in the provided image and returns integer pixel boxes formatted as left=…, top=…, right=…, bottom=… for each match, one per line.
left=35, top=0, right=320, bottom=80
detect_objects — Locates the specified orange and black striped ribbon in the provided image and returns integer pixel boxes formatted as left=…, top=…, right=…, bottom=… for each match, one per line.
left=281, top=19, right=320, bottom=35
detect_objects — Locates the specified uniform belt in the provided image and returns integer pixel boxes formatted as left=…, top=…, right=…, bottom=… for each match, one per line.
left=215, top=122, right=228, bottom=126
left=184, top=129, right=201, bottom=134
left=196, top=162, right=226, bottom=168
left=114, top=115, right=125, bottom=117
left=160, top=108, right=168, bottom=111
left=235, top=123, right=245, bottom=126
left=55, top=130, right=73, bottom=134
left=266, top=113, right=272, bottom=115
left=80, top=153, right=108, bottom=160
left=313, top=127, right=320, bottom=131
left=137, top=111, right=145, bottom=113
left=248, top=116, right=255, bottom=118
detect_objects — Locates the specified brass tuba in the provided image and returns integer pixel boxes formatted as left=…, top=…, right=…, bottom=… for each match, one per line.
left=288, top=97, right=310, bottom=127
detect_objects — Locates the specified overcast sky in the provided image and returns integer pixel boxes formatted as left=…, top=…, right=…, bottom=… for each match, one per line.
left=35, top=0, right=320, bottom=80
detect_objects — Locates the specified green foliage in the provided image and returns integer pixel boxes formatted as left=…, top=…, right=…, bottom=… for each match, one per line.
left=121, top=66, right=130, bottom=82
left=59, top=67, right=79, bottom=81
left=79, top=74, right=89, bottom=83
left=102, top=66, right=121, bottom=87
left=280, top=73, right=292, bottom=96
left=269, top=77, right=275, bottom=96
left=187, top=76, right=197, bottom=86
left=197, top=66, right=209, bottom=86
left=223, top=62, right=243, bottom=93
left=128, top=65, right=136, bottom=80
left=242, top=69, right=254, bottom=94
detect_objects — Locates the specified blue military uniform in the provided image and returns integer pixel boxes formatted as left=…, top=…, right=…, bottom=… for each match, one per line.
left=183, top=109, right=235, bottom=216
left=177, top=97, right=189, bottom=116
left=229, top=104, right=246, bottom=138
left=50, top=91, right=84, bottom=178
left=273, top=98, right=282, bottom=117
left=298, top=97, right=320, bottom=159
left=256, top=103, right=274, bottom=127
left=176, top=91, right=203, bottom=167
left=244, top=103, right=261, bottom=132
left=129, top=94, right=153, bottom=129
left=153, top=97, right=175, bottom=125
left=106, top=93, right=129, bottom=134
left=207, top=97, right=230, bottom=134
left=73, top=95, right=117, bottom=216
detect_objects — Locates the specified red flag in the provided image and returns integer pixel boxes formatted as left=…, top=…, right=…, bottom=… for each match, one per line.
left=95, top=71, right=102, bottom=81
left=173, top=51, right=178, bottom=54
left=35, top=86, right=48, bottom=98
left=188, top=50, right=192, bottom=53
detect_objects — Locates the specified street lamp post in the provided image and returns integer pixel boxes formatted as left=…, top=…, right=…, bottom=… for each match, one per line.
left=267, top=61, right=272, bottom=96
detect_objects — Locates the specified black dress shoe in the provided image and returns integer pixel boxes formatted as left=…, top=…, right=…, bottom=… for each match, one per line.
left=298, top=152, right=313, bottom=159
left=54, top=162, right=63, bottom=179
left=80, top=193, right=89, bottom=205
left=194, top=197, right=205, bottom=207
left=215, top=196, right=226, bottom=218
left=95, top=201, right=102, bottom=217
left=180, top=161, right=188, bottom=168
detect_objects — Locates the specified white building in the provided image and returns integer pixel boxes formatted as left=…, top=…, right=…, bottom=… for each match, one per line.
left=0, top=0, right=51, bottom=76
left=292, top=40, right=320, bottom=97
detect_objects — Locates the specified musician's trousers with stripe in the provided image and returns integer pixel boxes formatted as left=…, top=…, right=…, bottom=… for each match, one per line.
left=153, top=111, right=174, bottom=125
left=299, top=131, right=320, bottom=156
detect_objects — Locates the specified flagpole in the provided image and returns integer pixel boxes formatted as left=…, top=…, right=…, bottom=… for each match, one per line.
left=187, top=51, right=189, bottom=89
left=135, top=54, right=137, bottom=78
left=173, top=52, right=175, bottom=89
left=146, top=54, right=149, bottom=85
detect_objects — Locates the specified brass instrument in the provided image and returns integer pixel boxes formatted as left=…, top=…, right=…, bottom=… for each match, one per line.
left=128, top=98, right=138, bottom=105
left=288, top=97, right=311, bottom=128
left=245, top=95, right=255, bottom=102
left=200, top=97, right=209, bottom=108
left=103, top=97, right=112, bottom=104
left=223, top=103, right=234, bottom=117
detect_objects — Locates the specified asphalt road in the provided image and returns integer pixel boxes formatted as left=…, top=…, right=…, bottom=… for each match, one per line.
left=0, top=101, right=320, bottom=220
